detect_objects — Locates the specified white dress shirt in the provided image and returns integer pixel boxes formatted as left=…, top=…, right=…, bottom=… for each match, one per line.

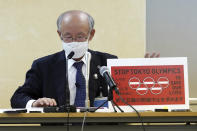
left=26, top=52, right=89, bottom=108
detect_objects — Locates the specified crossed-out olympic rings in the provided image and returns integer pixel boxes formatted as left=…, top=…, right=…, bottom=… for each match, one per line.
left=128, top=77, right=169, bottom=95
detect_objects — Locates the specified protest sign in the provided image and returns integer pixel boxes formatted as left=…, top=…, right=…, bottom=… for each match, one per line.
left=107, top=58, right=189, bottom=112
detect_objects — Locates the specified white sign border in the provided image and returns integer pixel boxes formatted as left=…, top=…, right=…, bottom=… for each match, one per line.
left=107, top=57, right=189, bottom=112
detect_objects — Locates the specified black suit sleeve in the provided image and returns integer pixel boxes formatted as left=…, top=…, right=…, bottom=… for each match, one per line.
left=10, top=60, right=43, bottom=108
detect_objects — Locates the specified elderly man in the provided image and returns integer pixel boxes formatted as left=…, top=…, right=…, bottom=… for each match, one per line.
left=11, top=10, right=117, bottom=108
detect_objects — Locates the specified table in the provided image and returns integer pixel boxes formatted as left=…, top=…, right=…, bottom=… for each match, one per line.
left=0, top=112, right=197, bottom=131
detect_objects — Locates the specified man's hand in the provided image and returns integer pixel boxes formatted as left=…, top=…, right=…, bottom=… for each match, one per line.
left=144, top=52, right=160, bottom=58
left=32, top=98, right=57, bottom=107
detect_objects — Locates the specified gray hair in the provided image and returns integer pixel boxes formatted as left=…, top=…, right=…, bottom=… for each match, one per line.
left=56, top=11, right=95, bottom=32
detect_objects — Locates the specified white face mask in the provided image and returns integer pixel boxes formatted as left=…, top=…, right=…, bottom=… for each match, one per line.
left=62, top=40, right=89, bottom=59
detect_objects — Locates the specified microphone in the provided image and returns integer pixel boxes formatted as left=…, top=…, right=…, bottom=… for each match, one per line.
left=67, top=51, right=74, bottom=59
left=44, top=51, right=77, bottom=113
left=65, top=51, right=75, bottom=107
left=98, top=66, right=120, bottom=95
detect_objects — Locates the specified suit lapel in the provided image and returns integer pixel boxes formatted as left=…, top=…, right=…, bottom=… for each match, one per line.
left=88, top=50, right=101, bottom=106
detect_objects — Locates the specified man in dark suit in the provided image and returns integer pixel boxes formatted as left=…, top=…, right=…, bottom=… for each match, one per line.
left=11, top=10, right=117, bottom=108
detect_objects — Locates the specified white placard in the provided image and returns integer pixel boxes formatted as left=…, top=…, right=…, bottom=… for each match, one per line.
left=107, top=57, right=189, bottom=112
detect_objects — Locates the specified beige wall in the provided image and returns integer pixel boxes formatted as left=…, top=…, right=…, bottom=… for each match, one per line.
left=0, top=0, right=145, bottom=108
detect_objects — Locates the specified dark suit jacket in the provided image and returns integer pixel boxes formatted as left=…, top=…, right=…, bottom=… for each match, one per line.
left=11, top=50, right=117, bottom=108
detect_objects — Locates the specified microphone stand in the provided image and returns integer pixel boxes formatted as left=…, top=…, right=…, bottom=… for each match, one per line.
left=94, top=86, right=124, bottom=112
left=59, top=51, right=76, bottom=112
left=93, top=66, right=123, bottom=112
left=79, top=52, right=97, bottom=112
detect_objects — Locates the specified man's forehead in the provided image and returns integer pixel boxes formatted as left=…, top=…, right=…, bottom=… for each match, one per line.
left=62, top=12, right=89, bottom=25
left=60, top=22, right=89, bottom=33
left=60, top=13, right=89, bottom=34
left=63, top=13, right=88, bottom=22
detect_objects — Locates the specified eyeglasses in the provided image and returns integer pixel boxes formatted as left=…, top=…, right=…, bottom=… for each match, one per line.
left=61, top=34, right=89, bottom=43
